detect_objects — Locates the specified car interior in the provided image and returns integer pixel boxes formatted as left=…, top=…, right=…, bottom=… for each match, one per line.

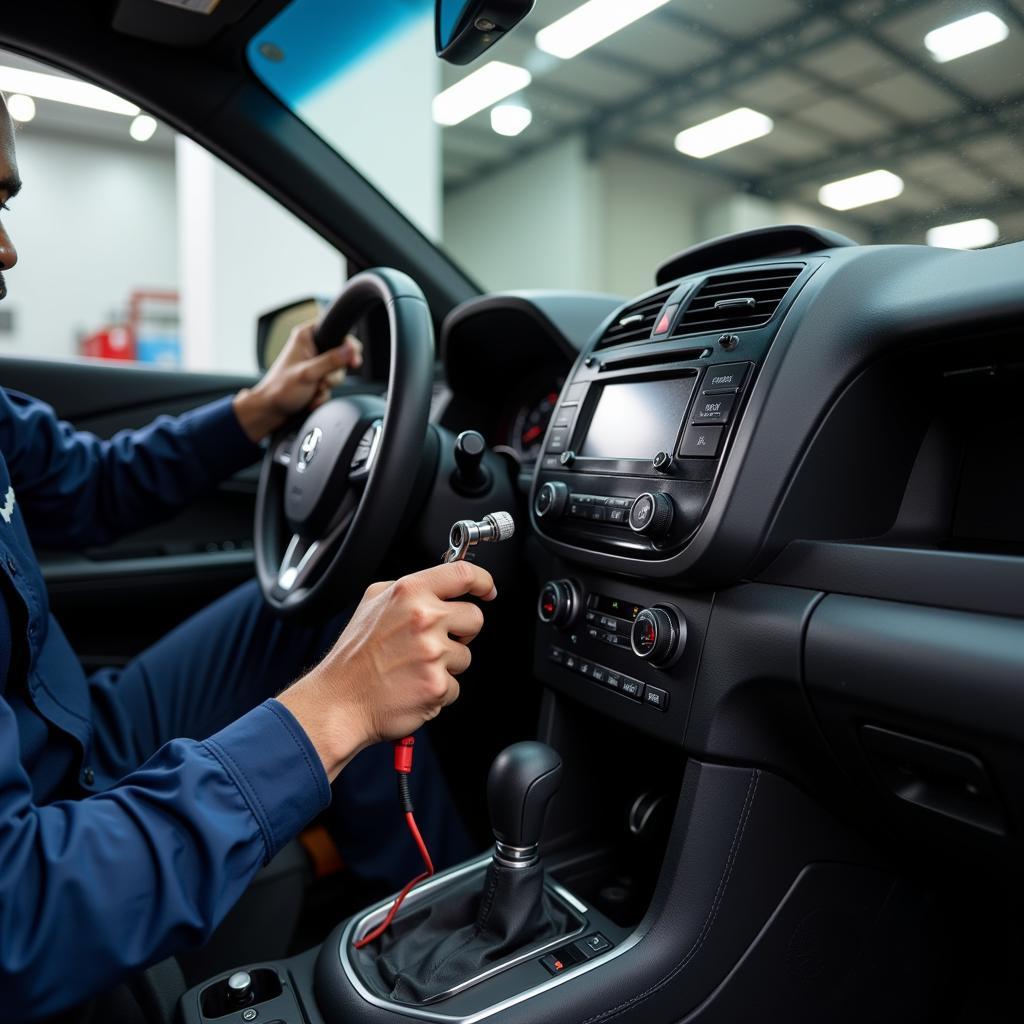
left=2, top=0, right=1024, bottom=1022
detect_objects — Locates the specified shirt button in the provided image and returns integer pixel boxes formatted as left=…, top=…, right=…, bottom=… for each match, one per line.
left=82, top=767, right=95, bottom=786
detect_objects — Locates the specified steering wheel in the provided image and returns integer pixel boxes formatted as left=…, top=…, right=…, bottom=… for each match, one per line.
left=254, top=268, right=434, bottom=616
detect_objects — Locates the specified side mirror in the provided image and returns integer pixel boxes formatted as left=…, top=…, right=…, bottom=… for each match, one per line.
left=436, top=0, right=534, bottom=65
left=255, top=297, right=324, bottom=371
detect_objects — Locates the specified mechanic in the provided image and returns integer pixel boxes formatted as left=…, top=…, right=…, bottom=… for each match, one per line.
left=0, top=94, right=489, bottom=1018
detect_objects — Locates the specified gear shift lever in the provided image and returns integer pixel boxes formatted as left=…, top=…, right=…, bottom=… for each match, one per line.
left=488, top=742, right=562, bottom=869
left=369, top=741, right=573, bottom=1004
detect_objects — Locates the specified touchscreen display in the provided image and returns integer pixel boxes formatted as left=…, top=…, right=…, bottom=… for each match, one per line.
left=580, top=377, right=695, bottom=460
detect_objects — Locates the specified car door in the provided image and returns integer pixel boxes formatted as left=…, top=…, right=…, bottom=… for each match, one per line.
left=1, top=356, right=262, bottom=668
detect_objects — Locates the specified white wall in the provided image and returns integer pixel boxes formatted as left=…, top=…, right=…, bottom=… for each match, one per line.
left=176, top=136, right=346, bottom=374
left=444, top=142, right=867, bottom=297
left=0, top=130, right=177, bottom=360
left=596, top=150, right=730, bottom=296
left=444, top=136, right=601, bottom=292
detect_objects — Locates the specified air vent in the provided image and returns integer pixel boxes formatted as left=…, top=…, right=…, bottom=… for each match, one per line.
left=673, top=266, right=801, bottom=337
left=595, top=288, right=675, bottom=349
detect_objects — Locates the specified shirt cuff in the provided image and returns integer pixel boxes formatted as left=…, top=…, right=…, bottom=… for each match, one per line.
left=202, top=699, right=331, bottom=864
left=181, top=395, right=264, bottom=484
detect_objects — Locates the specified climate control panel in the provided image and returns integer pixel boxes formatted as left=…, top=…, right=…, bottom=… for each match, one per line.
left=536, top=576, right=699, bottom=734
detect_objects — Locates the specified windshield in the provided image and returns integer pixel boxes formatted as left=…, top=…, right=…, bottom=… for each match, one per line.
left=249, top=0, right=1024, bottom=298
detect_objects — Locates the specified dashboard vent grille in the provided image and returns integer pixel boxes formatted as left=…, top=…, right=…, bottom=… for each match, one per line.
left=595, top=288, right=675, bottom=349
left=673, top=267, right=801, bottom=337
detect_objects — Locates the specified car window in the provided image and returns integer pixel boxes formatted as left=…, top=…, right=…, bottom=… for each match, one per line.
left=0, top=51, right=345, bottom=375
left=250, top=0, right=1024, bottom=298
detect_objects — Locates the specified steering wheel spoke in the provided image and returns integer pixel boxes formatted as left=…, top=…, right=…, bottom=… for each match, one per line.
left=272, top=434, right=296, bottom=467
left=276, top=533, right=320, bottom=593
left=348, top=418, right=383, bottom=485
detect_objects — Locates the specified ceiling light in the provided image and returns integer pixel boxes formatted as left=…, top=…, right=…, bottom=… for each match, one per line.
left=490, top=103, right=532, bottom=137
left=926, top=218, right=999, bottom=249
left=432, top=61, right=532, bottom=127
left=674, top=107, right=774, bottom=158
left=129, top=114, right=158, bottom=142
left=0, top=65, right=139, bottom=116
left=818, top=169, right=904, bottom=210
left=6, top=94, right=36, bottom=123
left=535, top=0, right=672, bottom=60
left=925, top=12, right=1008, bottom=62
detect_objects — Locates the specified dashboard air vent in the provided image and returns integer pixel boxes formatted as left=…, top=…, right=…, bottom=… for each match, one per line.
left=595, top=288, right=675, bottom=349
left=673, top=267, right=801, bottom=337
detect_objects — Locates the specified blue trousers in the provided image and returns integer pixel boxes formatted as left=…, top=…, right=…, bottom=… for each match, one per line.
left=85, top=579, right=476, bottom=889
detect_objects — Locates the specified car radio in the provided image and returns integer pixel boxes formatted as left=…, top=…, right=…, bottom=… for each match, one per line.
left=531, top=358, right=753, bottom=557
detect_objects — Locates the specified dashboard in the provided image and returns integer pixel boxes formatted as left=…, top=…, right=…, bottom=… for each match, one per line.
left=438, top=224, right=1024, bottom=884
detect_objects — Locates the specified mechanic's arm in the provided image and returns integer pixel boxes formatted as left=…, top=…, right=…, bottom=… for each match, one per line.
left=0, top=561, right=491, bottom=1021
left=1, top=325, right=360, bottom=550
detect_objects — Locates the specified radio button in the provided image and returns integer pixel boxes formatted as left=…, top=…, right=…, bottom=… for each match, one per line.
left=620, top=678, right=645, bottom=701
left=542, top=455, right=561, bottom=470
left=704, top=363, right=749, bottom=390
left=553, top=403, right=578, bottom=429
left=546, top=429, right=569, bottom=453
left=679, top=424, right=724, bottom=458
left=691, top=393, right=736, bottom=425
left=644, top=686, right=670, bottom=712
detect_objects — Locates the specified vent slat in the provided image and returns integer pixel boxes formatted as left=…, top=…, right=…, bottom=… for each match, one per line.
left=672, top=267, right=800, bottom=337
left=595, top=287, right=676, bottom=349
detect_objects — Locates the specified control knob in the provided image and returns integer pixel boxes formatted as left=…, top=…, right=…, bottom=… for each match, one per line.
left=537, top=579, right=579, bottom=628
left=534, top=480, right=569, bottom=520
left=630, top=605, right=686, bottom=667
left=628, top=491, right=674, bottom=540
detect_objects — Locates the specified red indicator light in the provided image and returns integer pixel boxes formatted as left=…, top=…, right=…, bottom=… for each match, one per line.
left=654, top=311, right=671, bottom=334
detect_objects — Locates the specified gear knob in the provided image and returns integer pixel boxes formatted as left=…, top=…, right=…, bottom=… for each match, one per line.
left=487, top=741, right=562, bottom=867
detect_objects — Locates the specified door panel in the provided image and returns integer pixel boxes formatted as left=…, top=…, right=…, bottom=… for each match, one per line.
left=2, top=356, right=260, bottom=667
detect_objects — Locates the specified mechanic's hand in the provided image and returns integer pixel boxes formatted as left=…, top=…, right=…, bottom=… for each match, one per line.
left=277, top=561, right=497, bottom=782
left=233, top=321, right=363, bottom=443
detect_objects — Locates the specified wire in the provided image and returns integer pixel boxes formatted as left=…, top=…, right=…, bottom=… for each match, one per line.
left=353, top=739, right=435, bottom=950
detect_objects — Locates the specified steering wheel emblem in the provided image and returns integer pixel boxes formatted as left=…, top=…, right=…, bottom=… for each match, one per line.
left=296, top=427, right=323, bottom=473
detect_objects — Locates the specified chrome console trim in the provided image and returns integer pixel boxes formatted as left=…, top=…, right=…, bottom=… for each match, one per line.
left=337, top=855, right=640, bottom=1023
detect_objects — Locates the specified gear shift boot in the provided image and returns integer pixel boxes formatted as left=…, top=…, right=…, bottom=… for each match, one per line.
left=372, top=858, right=577, bottom=1003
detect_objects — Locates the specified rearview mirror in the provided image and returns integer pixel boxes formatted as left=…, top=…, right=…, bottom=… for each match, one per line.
left=435, top=0, right=534, bottom=65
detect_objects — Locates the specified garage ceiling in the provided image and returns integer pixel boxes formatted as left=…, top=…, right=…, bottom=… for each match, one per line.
left=440, top=0, right=1024, bottom=246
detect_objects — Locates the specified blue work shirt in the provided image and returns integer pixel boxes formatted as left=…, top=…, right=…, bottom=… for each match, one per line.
left=0, top=388, right=331, bottom=1019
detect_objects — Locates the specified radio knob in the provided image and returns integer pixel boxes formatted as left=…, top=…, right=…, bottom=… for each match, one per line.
left=631, top=606, right=686, bottom=666
left=534, top=481, right=569, bottom=520
left=628, top=492, right=674, bottom=540
left=538, top=579, right=578, bottom=628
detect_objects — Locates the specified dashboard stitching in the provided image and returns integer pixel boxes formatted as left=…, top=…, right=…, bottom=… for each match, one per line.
left=579, top=767, right=761, bottom=1024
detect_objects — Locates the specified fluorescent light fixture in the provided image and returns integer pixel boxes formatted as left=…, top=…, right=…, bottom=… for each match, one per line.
left=926, top=217, right=999, bottom=249
left=536, top=0, right=672, bottom=59
left=818, top=169, right=904, bottom=210
left=432, top=61, right=531, bottom=127
left=674, top=107, right=774, bottom=158
left=925, top=11, right=1008, bottom=62
left=490, top=103, right=532, bottom=137
left=0, top=65, right=139, bottom=116
left=129, top=114, right=158, bottom=142
left=6, top=94, right=36, bottom=123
